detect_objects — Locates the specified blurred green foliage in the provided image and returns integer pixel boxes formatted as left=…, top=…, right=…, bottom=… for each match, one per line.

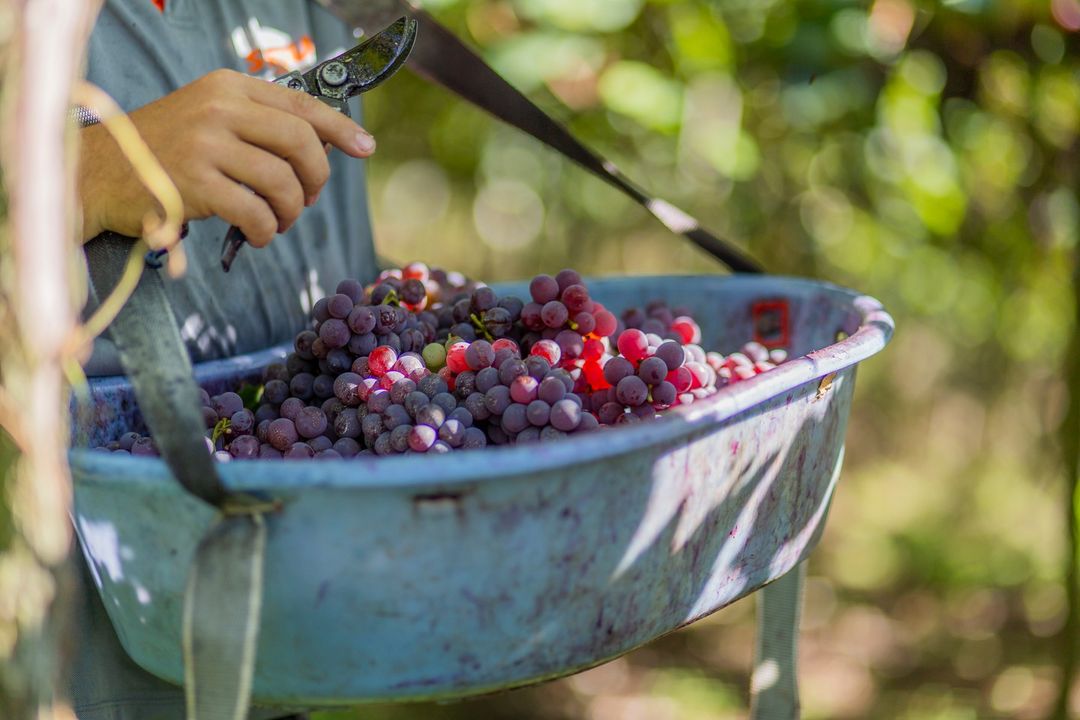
left=319, top=0, right=1080, bottom=717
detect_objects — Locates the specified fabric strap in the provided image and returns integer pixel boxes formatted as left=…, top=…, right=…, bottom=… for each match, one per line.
left=317, top=0, right=764, bottom=274
left=83, top=233, right=267, bottom=720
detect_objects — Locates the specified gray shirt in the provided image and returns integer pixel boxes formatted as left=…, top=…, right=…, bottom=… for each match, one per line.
left=84, top=0, right=378, bottom=377
left=74, top=2, right=376, bottom=717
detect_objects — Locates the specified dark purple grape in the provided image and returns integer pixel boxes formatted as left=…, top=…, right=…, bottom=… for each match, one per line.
left=255, top=404, right=277, bottom=425
left=555, top=269, right=582, bottom=292
left=464, top=392, right=491, bottom=421
left=560, top=284, right=589, bottom=313
left=484, top=385, right=511, bottom=416
left=598, top=402, right=624, bottom=425
left=541, top=301, right=569, bottom=329
left=390, top=424, right=413, bottom=453
left=576, top=413, right=600, bottom=433
left=286, top=442, right=315, bottom=459
left=295, top=407, right=328, bottom=439
left=373, top=431, right=394, bottom=456
left=497, top=295, right=524, bottom=319
left=319, top=318, right=350, bottom=349
left=313, top=374, right=335, bottom=399
left=475, top=367, right=500, bottom=393
left=454, top=371, right=477, bottom=399
left=315, top=448, right=343, bottom=460
left=432, top=392, right=457, bottom=415
left=603, top=357, right=635, bottom=386
left=516, top=426, right=541, bottom=444
left=652, top=381, right=676, bottom=408
left=312, top=297, right=331, bottom=324
left=326, top=293, right=353, bottom=319
left=336, top=278, right=364, bottom=304
left=405, top=391, right=430, bottom=418
left=487, top=425, right=509, bottom=445
left=229, top=434, right=260, bottom=459
left=268, top=418, right=298, bottom=451
left=548, top=368, right=575, bottom=393
left=573, top=312, right=596, bottom=335
left=540, top=426, right=568, bottom=442
left=415, top=403, right=446, bottom=429
left=285, top=352, right=311, bottom=376
left=401, top=278, right=427, bottom=305
left=289, top=372, right=314, bottom=400
left=521, top=302, right=545, bottom=331
left=335, top=408, right=362, bottom=438
left=655, top=341, right=685, bottom=371
left=258, top=443, right=283, bottom=459
left=538, top=376, right=566, bottom=404
left=347, top=306, right=377, bottom=336
left=640, top=318, right=665, bottom=336
left=450, top=322, right=477, bottom=342
left=418, top=375, right=448, bottom=399
left=382, top=404, right=410, bottom=431
left=332, top=436, right=362, bottom=459
left=526, top=400, right=551, bottom=427
left=118, top=431, right=140, bottom=451
left=525, top=355, right=551, bottom=380
left=294, top=330, right=318, bottom=360
left=501, top=403, right=529, bottom=434
left=362, top=413, right=385, bottom=441
left=638, top=357, right=668, bottom=386
left=448, top=407, right=474, bottom=427
left=351, top=356, right=370, bottom=377
left=409, top=425, right=438, bottom=452
left=438, top=419, right=466, bottom=447
left=465, top=340, right=495, bottom=370
left=554, top=329, right=583, bottom=359
left=452, top=298, right=473, bottom=324
left=311, top=337, right=329, bottom=359
left=471, top=286, right=497, bottom=313
left=367, top=389, right=392, bottom=414
left=616, top=376, right=649, bottom=407
left=374, top=304, right=399, bottom=335
left=498, top=358, right=528, bottom=386
left=529, top=275, right=559, bottom=304
left=264, top=379, right=289, bottom=405
left=463, top=427, right=487, bottom=449
left=326, top=348, right=352, bottom=375
left=370, top=284, right=394, bottom=305
left=230, top=409, right=255, bottom=435
left=263, top=362, right=289, bottom=383
left=482, top=307, right=512, bottom=337
left=492, top=347, right=517, bottom=369
left=390, top=378, right=417, bottom=405
left=280, top=397, right=304, bottom=421
left=212, top=392, right=244, bottom=418
left=550, top=399, right=582, bottom=431
left=332, top=372, right=362, bottom=407
left=430, top=440, right=452, bottom=454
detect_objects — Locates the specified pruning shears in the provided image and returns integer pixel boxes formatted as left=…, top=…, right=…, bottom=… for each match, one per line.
left=221, top=15, right=418, bottom=272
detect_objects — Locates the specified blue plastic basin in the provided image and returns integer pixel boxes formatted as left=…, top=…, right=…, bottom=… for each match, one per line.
left=69, top=274, right=893, bottom=705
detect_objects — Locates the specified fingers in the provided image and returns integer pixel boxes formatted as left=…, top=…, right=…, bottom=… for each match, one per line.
left=233, top=103, right=330, bottom=204
left=241, top=76, right=376, bottom=158
left=218, top=144, right=305, bottom=235
left=203, top=173, right=278, bottom=248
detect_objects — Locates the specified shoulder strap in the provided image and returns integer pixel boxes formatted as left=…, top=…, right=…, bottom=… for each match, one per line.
left=318, top=0, right=763, bottom=274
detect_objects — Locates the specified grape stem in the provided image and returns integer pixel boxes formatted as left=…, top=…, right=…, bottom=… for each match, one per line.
left=469, top=313, right=495, bottom=342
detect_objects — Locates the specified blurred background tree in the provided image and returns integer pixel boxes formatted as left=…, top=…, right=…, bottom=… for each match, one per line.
left=314, top=0, right=1080, bottom=718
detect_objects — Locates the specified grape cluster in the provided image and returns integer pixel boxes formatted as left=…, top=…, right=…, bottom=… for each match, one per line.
left=95, top=264, right=790, bottom=460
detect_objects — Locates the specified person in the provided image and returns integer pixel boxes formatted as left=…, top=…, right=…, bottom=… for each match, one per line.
left=74, top=1, right=382, bottom=717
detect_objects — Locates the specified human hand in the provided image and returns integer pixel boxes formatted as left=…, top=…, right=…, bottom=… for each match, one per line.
left=77, top=68, right=375, bottom=245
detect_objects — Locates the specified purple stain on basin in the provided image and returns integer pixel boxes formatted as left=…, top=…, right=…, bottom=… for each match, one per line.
left=68, top=275, right=892, bottom=706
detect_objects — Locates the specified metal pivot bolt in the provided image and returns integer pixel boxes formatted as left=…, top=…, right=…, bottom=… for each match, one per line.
left=320, top=61, right=348, bottom=87
left=287, top=78, right=305, bottom=90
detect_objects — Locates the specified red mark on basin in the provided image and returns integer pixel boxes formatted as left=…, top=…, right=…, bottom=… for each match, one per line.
left=752, top=299, right=790, bottom=348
